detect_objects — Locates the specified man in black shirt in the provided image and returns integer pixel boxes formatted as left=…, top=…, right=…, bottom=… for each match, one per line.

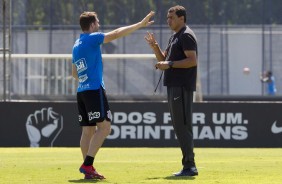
left=145, top=5, right=198, bottom=177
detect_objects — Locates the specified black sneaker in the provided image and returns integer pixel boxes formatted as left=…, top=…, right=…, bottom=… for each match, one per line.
left=173, top=167, right=198, bottom=176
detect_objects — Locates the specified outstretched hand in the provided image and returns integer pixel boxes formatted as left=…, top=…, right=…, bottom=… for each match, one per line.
left=144, top=31, right=158, bottom=49
left=140, top=11, right=155, bottom=27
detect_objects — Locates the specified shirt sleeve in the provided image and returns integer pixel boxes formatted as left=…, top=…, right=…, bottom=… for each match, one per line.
left=89, top=32, right=105, bottom=46
left=181, top=33, right=197, bottom=51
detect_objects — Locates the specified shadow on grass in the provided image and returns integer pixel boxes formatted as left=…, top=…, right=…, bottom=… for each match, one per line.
left=147, top=176, right=196, bottom=181
left=68, top=179, right=101, bottom=183
left=164, top=176, right=196, bottom=180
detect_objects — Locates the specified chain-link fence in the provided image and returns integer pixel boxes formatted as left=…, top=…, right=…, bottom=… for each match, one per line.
left=1, top=0, right=282, bottom=101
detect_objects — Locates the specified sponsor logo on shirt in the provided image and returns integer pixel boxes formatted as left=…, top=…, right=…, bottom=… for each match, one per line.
left=75, top=58, right=87, bottom=74
left=78, top=84, right=90, bottom=89
left=78, top=74, right=88, bottom=83
left=74, top=40, right=82, bottom=47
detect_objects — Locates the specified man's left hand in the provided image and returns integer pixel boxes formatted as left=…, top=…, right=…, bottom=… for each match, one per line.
left=155, top=61, right=170, bottom=70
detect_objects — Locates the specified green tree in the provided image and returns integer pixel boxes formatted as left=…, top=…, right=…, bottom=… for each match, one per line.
left=10, top=0, right=282, bottom=28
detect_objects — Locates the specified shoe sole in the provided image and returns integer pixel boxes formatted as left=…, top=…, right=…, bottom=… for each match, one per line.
left=173, top=173, right=198, bottom=177
left=84, top=175, right=105, bottom=180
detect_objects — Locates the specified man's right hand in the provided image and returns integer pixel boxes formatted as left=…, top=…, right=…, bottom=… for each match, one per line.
left=104, top=11, right=155, bottom=43
left=140, top=11, right=155, bottom=27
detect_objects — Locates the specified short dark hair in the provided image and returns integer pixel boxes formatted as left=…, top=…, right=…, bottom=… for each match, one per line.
left=79, top=12, right=98, bottom=31
left=168, top=5, right=186, bottom=23
left=267, top=70, right=272, bottom=76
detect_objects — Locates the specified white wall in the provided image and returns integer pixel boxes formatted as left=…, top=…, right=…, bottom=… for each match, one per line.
left=228, top=29, right=262, bottom=95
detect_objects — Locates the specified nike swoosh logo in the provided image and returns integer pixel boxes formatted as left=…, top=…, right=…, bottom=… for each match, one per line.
left=271, top=121, right=282, bottom=134
left=174, top=96, right=180, bottom=101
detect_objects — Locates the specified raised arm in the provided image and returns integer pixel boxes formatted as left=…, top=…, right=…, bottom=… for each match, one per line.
left=104, top=11, right=155, bottom=43
left=144, top=32, right=166, bottom=62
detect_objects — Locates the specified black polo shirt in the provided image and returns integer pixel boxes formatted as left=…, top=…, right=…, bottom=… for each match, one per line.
left=163, top=26, right=197, bottom=91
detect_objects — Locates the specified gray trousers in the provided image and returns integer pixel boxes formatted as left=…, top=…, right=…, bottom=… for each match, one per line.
left=167, top=86, right=195, bottom=169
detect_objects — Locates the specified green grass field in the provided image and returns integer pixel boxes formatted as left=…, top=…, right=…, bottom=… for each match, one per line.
left=0, top=148, right=282, bottom=184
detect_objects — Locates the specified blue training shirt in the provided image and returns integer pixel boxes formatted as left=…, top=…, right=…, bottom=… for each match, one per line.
left=72, top=32, right=105, bottom=92
left=268, top=76, right=277, bottom=95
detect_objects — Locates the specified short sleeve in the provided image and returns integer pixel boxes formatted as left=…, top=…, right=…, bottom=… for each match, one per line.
left=89, top=32, right=105, bottom=46
left=181, top=33, right=197, bottom=51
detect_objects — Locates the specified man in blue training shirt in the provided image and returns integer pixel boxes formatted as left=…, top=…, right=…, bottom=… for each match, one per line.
left=261, top=70, right=277, bottom=95
left=72, top=11, right=154, bottom=179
